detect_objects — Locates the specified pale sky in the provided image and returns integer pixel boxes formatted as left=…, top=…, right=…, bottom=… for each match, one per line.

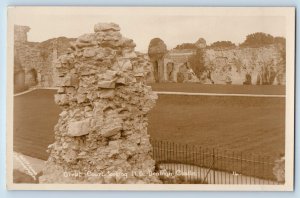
left=11, top=8, right=286, bottom=52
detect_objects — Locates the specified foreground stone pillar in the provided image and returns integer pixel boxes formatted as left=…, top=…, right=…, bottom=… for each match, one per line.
left=40, top=23, right=160, bottom=184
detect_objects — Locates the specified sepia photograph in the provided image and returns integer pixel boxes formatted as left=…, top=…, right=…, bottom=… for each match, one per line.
left=6, top=7, right=295, bottom=190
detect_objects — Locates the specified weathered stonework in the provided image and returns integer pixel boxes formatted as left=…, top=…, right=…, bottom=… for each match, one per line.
left=204, top=45, right=285, bottom=85
left=39, top=23, right=160, bottom=184
left=147, top=37, right=285, bottom=85
left=148, top=38, right=168, bottom=83
left=148, top=38, right=200, bottom=83
left=163, top=49, right=200, bottom=83
left=15, top=25, right=285, bottom=87
left=14, top=25, right=74, bottom=90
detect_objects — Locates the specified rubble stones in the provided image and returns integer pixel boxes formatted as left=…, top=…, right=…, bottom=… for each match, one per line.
left=40, top=23, right=160, bottom=184
left=94, top=23, right=121, bottom=32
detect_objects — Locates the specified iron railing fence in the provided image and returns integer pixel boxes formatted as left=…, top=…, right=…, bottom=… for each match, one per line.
left=150, top=139, right=281, bottom=184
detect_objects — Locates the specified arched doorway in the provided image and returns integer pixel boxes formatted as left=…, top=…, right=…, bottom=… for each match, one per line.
left=153, top=61, right=159, bottom=83
left=27, top=68, right=38, bottom=86
left=166, top=62, right=174, bottom=82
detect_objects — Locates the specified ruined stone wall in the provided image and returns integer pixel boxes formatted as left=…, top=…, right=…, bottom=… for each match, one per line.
left=14, top=25, right=74, bottom=88
left=15, top=25, right=285, bottom=87
left=147, top=38, right=200, bottom=83
left=14, top=41, right=44, bottom=87
left=157, top=45, right=285, bottom=85
left=136, top=52, right=156, bottom=83
left=40, top=23, right=160, bottom=184
left=203, top=45, right=285, bottom=85
left=164, top=51, right=199, bottom=83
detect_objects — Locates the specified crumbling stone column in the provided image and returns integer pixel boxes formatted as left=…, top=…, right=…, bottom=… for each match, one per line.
left=40, top=23, right=160, bottom=184
left=148, top=38, right=167, bottom=82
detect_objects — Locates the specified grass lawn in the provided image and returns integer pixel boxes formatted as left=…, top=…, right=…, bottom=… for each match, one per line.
left=147, top=93, right=285, bottom=180
left=148, top=94, right=285, bottom=156
left=13, top=84, right=285, bottom=180
left=14, top=89, right=59, bottom=160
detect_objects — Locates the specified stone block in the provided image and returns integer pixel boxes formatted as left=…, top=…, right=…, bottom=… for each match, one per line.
left=94, top=23, right=120, bottom=32
left=134, top=72, right=144, bottom=77
left=67, top=118, right=91, bottom=137
left=98, top=70, right=117, bottom=80
left=56, top=74, right=78, bottom=87
left=118, top=59, right=132, bottom=70
left=121, top=38, right=136, bottom=48
left=101, top=124, right=122, bottom=138
left=76, top=94, right=87, bottom=103
left=57, top=87, right=65, bottom=94
left=56, top=76, right=70, bottom=86
left=98, top=90, right=115, bottom=99
left=116, top=77, right=126, bottom=85
left=103, top=34, right=122, bottom=41
left=109, top=140, right=121, bottom=148
left=98, top=80, right=116, bottom=89
left=77, top=33, right=96, bottom=43
left=83, top=48, right=97, bottom=57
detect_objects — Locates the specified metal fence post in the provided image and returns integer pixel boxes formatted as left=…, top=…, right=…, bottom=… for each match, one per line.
left=240, top=152, right=243, bottom=184
left=149, top=139, right=275, bottom=185
left=213, top=148, right=216, bottom=184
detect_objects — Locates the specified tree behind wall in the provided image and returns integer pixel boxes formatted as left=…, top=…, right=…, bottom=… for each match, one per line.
left=240, top=32, right=275, bottom=48
left=208, top=41, right=236, bottom=49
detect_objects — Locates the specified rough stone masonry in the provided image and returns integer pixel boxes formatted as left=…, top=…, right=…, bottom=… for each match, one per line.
left=39, top=23, right=160, bottom=184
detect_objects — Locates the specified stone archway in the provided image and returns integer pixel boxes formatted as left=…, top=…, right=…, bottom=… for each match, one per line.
left=166, top=62, right=174, bottom=82
left=148, top=38, right=167, bottom=83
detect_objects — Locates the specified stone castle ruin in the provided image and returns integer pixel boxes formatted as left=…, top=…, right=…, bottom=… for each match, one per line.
left=14, top=25, right=286, bottom=88
left=204, top=46, right=285, bottom=85
left=14, top=25, right=75, bottom=92
left=39, top=23, right=160, bottom=184
left=148, top=37, right=286, bottom=85
left=148, top=38, right=200, bottom=83
left=13, top=23, right=286, bottom=185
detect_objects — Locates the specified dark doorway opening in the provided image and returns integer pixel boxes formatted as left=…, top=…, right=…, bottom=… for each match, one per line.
left=27, top=68, right=38, bottom=86
left=153, top=61, right=159, bottom=82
